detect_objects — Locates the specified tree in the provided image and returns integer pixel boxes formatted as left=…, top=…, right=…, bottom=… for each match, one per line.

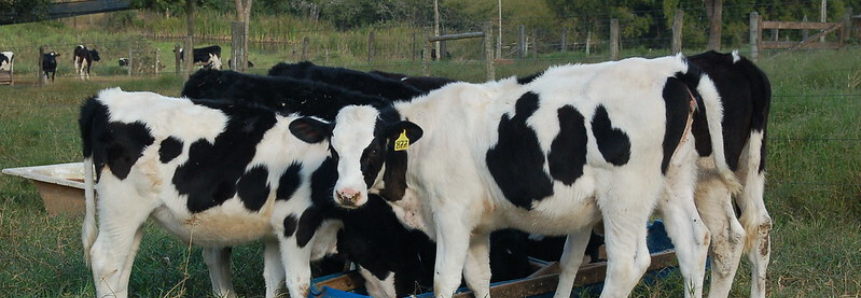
left=0, top=0, right=51, bottom=23
left=704, top=0, right=723, bottom=51
left=233, top=0, right=252, bottom=71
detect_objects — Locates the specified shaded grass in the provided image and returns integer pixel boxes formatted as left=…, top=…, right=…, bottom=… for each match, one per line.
left=0, top=47, right=860, bottom=297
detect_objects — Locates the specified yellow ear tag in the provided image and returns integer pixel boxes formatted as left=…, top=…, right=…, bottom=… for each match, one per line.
left=394, top=130, right=410, bottom=151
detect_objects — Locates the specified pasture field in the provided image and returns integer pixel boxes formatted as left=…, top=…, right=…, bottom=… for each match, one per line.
left=0, top=48, right=859, bottom=298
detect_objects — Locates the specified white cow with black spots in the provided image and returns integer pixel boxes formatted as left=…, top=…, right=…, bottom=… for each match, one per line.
left=291, top=55, right=739, bottom=298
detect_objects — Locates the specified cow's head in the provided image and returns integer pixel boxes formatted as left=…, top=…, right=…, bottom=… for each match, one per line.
left=43, top=52, right=60, bottom=66
left=290, top=105, right=422, bottom=208
left=90, top=49, right=101, bottom=62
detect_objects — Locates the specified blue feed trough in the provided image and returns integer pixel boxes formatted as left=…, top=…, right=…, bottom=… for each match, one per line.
left=309, top=220, right=677, bottom=298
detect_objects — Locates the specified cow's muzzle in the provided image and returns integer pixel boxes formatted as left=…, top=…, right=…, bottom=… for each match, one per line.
left=335, top=188, right=363, bottom=208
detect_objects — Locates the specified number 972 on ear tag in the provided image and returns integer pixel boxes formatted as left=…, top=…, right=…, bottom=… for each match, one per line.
left=394, top=130, right=410, bottom=151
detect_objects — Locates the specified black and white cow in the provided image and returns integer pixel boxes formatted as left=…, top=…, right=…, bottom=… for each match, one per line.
left=118, top=58, right=129, bottom=68
left=177, top=45, right=223, bottom=70
left=42, top=51, right=60, bottom=82
left=181, top=69, right=539, bottom=297
left=268, top=61, right=426, bottom=101
left=74, top=45, right=101, bottom=80
left=0, top=51, right=14, bottom=72
left=80, top=78, right=405, bottom=298
left=291, top=55, right=739, bottom=298
left=368, top=70, right=457, bottom=92
left=686, top=50, right=772, bottom=298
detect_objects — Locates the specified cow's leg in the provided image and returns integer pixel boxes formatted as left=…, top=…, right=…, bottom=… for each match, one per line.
left=263, top=238, right=286, bottom=298
left=736, top=131, right=771, bottom=298
left=432, top=208, right=472, bottom=298
left=90, top=184, right=156, bottom=298
left=597, top=172, right=658, bottom=298
left=659, top=138, right=708, bottom=298
left=695, top=174, right=743, bottom=298
left=278, top=235, right=313, bottom=298
left=462, top=231, right=491, bottom=298
left=552, top=229, right=593, bottom=298
left=203, top=247, right=237, bottom=298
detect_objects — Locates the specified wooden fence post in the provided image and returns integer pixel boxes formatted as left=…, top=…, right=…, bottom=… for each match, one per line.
left=561, top=28, right=568, bottom=52
left=843, top=8, right=853, bottom=44
left=38, top=46, right=44, bottom=87
left=423, top=38, right=431, bottom=76
left=585, top=30, right=592, bottom=55
left=610, top=19, right=619, bottom=60
left=174, top=43, right=181, bottom=75
left=155, top=49, right=160, bottom=75
left=531, top=28, right=539, bottom=58
left=803, top=15, right=809, bottom=40
left=302, top=36, right=310, bottom=61
left=412, top=33, right=417, bottom=61
left=231, top=22, right=247, bottom=71
left=517, top=25, right=525, bottom=58
left=440, top=27, right=447, bottom=60
left=128, top=46, right=133, bottom=77
left=672, top=10, right=684, bottom=54
left=368, top=30, right=375, bottom=63
left=750, top=12, right=760, bottom=61
left=484, top=23, right=495, bottom=81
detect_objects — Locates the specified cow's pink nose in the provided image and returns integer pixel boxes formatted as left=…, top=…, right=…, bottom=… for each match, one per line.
left=335, top=188, right=362, bottom=208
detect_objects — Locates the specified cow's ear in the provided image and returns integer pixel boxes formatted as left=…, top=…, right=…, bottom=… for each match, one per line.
left=290, top=117, right=331, bottom=144
left=386, top=121, right=423, bottom=148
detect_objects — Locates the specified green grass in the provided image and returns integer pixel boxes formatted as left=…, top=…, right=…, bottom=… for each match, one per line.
left=1, top=45, right=860, bottom=298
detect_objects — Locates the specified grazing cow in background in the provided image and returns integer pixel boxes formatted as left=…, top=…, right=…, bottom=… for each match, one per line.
left=177, top=45, right=223, bottom=70
left=1, top=51, right=14, bottom=72
left=268, top=61, right=426, bottom=101
left=118, top=58, right=129, bottom=68
left=686, top=50, right=773, bottom=298
left=291, top=55, right=740, bottom=298
left=181, top=69, right=540, bottom=297
left=368, top=70, right=457, bottom=92
left=74, top=45, right=101, bottom=80
left=42, top=51, right=60, bottom=82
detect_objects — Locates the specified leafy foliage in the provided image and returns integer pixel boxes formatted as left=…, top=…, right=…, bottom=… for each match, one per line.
left=0, top=0, right=51, bottom=23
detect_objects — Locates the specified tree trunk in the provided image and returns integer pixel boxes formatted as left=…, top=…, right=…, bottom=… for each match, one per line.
left=235, top=0, right=253, bottom=70
left=705, top=0, right=723, bottom=51
left=184, top=0, right=194, bottom=80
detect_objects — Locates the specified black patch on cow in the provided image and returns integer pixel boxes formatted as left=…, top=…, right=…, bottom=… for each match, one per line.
left=379, top=150, right=408, bottom=201
left=159, top=137, right=183, bottom=163
left=661, top=78, right=693, bottom=174
left=276, top=163, right=303, bottom=201
left=296, top=206, right=325, bottom=248
left=173, top=109, right=277, bottom=213
left=591, top=105, right=631, bottom=166
left=548, top=106, right=588, bottom=185
left=102, top=121, right=155, bottom=180
left=283, top=214, right=298, bottom=238
left=517, top=70, right=545, bottom=85
left=236, top=166, right=270, bottom=211
left=486, top=92, right=554, bottom=209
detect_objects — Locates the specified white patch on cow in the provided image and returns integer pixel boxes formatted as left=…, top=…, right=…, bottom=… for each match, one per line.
left=331, top=105, right=380, bottom=206
left=99, top=88, right=227, bottom=143
left=358, top=267, right=397, bottom=298
left=208, top=53, right=223, bottom=70
left=732, top=50, right=741, bottom=63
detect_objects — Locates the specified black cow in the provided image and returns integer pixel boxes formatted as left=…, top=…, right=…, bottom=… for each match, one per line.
left=268, top=61, right=425, bottom=101
left=42, top=51, right=60, bottom=82
left=177, top=45, right=222, bottom=70
left=73, top=45, right=101, bottom=80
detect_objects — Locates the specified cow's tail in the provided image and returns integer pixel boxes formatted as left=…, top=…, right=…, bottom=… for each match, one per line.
left=82, top=157, right=97, bottom=267
left=678, top=56, right=743, bottom=195
left=79, top=96, right=101, bottom=267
